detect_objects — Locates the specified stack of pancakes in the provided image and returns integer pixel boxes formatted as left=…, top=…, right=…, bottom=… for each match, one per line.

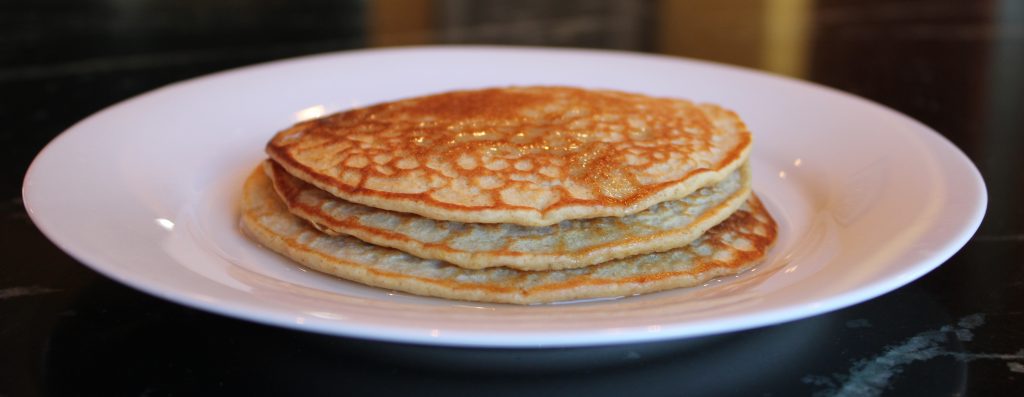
left=241, top=86, right=777, bottom=304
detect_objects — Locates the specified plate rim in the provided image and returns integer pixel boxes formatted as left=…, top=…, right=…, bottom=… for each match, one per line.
left=22, top=45, right=987, bottom=347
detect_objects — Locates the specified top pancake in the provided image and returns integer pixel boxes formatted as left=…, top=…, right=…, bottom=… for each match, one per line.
left=267, top=86, right=752, bottom=226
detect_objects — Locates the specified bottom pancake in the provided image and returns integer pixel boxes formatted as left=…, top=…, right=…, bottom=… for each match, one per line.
left=265, top=160, right=752, bottom=271
left=240, top=168, right=777, bottom=305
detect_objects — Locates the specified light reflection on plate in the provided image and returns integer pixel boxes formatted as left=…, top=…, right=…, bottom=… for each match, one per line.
left=23, top=46, right=985, bottom=347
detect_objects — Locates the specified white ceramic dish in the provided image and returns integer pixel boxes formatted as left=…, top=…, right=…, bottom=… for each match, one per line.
left=23, top=46, right=986, bottom=347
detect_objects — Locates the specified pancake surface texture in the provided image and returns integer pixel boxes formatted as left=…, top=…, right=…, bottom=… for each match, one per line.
left=240, top=168, right=777, bottom=305
left=265, top=160, right=752, bottom=271
left=267, top=86, right=752, bottom=226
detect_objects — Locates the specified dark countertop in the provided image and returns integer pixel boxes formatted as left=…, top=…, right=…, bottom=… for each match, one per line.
left=2, top=1, right=1022, bottom=396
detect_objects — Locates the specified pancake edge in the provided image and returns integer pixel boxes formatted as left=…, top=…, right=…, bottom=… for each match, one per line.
left=240, top=167, right=778, bottom=305
left=266, top=160, right=753, bottom=271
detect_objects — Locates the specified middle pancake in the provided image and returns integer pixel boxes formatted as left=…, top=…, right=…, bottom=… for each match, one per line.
left=265, top=160, right=751, bottom=271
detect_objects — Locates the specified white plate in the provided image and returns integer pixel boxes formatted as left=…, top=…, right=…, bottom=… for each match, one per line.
left=24, top=46, right=986, bottom=347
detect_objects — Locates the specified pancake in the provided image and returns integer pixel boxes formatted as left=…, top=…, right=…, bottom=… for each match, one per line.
left=265, top=160, right=752, bottom=271
left=240, top=168, right=777, bottom=305
left=267, top=86, right=751, bottom=226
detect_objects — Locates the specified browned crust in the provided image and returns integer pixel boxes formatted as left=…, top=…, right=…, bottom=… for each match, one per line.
left=266, top=86, right=752, bottom=226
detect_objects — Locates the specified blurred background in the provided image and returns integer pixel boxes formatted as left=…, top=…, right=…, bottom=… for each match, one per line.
left=2, top=0, right=1020, bottom=234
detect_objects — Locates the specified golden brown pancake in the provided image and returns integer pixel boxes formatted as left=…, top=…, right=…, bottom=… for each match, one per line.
left=267, top=86, right=751, bottom=226
left=240, top=168, right=777, bottom=305
left=265, top=160, right=752, bottom=271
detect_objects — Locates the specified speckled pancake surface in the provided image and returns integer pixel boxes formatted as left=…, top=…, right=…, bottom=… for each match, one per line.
left=240, top=168, right=777, bottom=305
left=267, top=86, right=752, bottom=226
left=265, top=160, right=752, bottom=271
